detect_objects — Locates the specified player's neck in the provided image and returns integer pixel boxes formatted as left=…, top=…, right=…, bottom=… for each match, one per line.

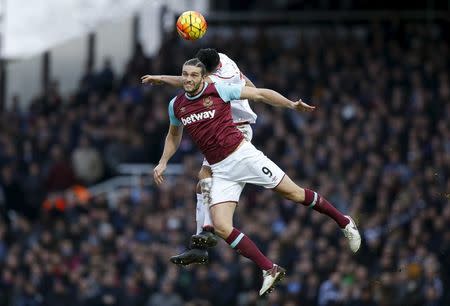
left=187, top=81, right=206, bottom=97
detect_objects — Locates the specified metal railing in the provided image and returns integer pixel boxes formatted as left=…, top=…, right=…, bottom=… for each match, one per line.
left=116, top=163, right=184, bottom=177
left=89, top=163, right=182, bottom=193
left=84, top=163, right=183, bottom=207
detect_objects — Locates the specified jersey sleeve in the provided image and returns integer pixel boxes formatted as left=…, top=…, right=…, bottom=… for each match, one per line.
left=215, top=83, right=243, bottom=102
left=168, top=97, right=182, bottom=126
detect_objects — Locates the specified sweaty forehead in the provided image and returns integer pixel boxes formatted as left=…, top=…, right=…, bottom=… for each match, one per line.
left=182, top=65, right=202, bottom=74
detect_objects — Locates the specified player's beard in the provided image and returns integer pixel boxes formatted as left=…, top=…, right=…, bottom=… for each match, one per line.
left=185, top=80, right=204, bottom=96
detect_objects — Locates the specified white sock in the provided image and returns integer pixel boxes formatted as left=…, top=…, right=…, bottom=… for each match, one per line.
left=199, top=178, right=213, bottom=229
left=195, top=193, right=204, bottom=235
left=203, top=205, right=213, bottom=228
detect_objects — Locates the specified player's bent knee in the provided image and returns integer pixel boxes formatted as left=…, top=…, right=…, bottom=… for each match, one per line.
left=210, top=215, right=233, bottom=238
left=210, top=201, right=236, bottom=238
left=212, top=222, right=232, bottom=239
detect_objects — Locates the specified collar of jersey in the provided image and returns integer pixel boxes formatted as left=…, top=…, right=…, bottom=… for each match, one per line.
left=185, top=82, right=209, bottom=100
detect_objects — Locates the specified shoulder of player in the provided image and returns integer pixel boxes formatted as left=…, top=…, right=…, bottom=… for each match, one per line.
left=218, top=52, right=228, bottom=60
left=171, top=94, right=183, bottom=110
left=172, top=94, right=182, bottom=103
left=205, top=82, right=221, bottom=95
left=206, top=82, right=227, bottom=99
left=219, top=53, right=239, bottom=67
left=214, top=59, right=240, bottom=79
left=209, top=81, right=227, bottom=91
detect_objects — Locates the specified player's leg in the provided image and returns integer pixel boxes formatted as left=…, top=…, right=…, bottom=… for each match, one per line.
left=210, top=201, right=285, bottom=296
left=209, top=176, right=285, bottom=297
left=171, top=127, right=252, bottom=265
left=169, top=181, right=209, bottom=265
left=274, top=175, right=350, bottom=227
left=235, top=141, right=361, bottom=253
left=273, top=175, right=361, bottom=253
left=169, top=165, right=216, bottom=266
left=195, top=181, right=205, bottom=234
left=190, top=165, right=217, bottom=248
left=192, top=124, right=253, bottom=246
left=209, top=201, right=274, bottom=270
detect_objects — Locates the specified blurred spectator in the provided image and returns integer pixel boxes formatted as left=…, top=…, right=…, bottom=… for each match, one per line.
left=45, top=279, right=75, bottom=306
left=45, top=145, right=76, bottom=192
left=0, top=165, right=25, bottom=216
left=97, top=58, right=116, bottom=96
left=318, top=272, right=342, bottom=306
left=72, top=135, right=104, bottom=184
left=146, top=281, right=182, bottom=306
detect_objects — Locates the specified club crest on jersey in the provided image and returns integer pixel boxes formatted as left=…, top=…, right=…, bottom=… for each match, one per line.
left=181, top=110, right=216, bottom=126
left=203, top=96, right=213, bottom=108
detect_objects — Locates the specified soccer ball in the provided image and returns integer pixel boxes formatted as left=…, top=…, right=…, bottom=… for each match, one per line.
left=176, top=11, right=207, bottom=41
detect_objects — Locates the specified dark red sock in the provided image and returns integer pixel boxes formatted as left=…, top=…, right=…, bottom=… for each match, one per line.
left=303, top=189, right=349, bottom=228
left=225, top=228, right=273, bottom=270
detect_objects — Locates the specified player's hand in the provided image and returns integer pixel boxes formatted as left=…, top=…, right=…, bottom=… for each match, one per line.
left=153, top=163, right=167, bottom=185
left=141, top=75, right=163, bottom=85
left=293, top=99, right=316, bottom=112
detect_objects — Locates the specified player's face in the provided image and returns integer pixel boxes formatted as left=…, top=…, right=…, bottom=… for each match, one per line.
left=182, top=65, right=204, bottom=95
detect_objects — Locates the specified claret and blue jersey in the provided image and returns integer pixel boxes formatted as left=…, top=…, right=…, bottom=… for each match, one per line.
left=168, top=82, right=245, bottom=164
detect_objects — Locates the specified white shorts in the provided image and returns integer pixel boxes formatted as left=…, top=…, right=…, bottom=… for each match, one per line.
left=202, top=124, right=253, bottom=167
left=209, top=141, right=285, bottom=205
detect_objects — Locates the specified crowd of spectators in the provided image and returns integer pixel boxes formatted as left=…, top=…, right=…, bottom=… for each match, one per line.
left=0, top=22, right=449, bottom=306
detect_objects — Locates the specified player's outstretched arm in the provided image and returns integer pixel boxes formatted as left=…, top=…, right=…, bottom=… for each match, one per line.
left=154, top=125, right=183, bottom=185
left=141, top=75, right=183, bottom=88
left=240, top=87, right=315, bottom=112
